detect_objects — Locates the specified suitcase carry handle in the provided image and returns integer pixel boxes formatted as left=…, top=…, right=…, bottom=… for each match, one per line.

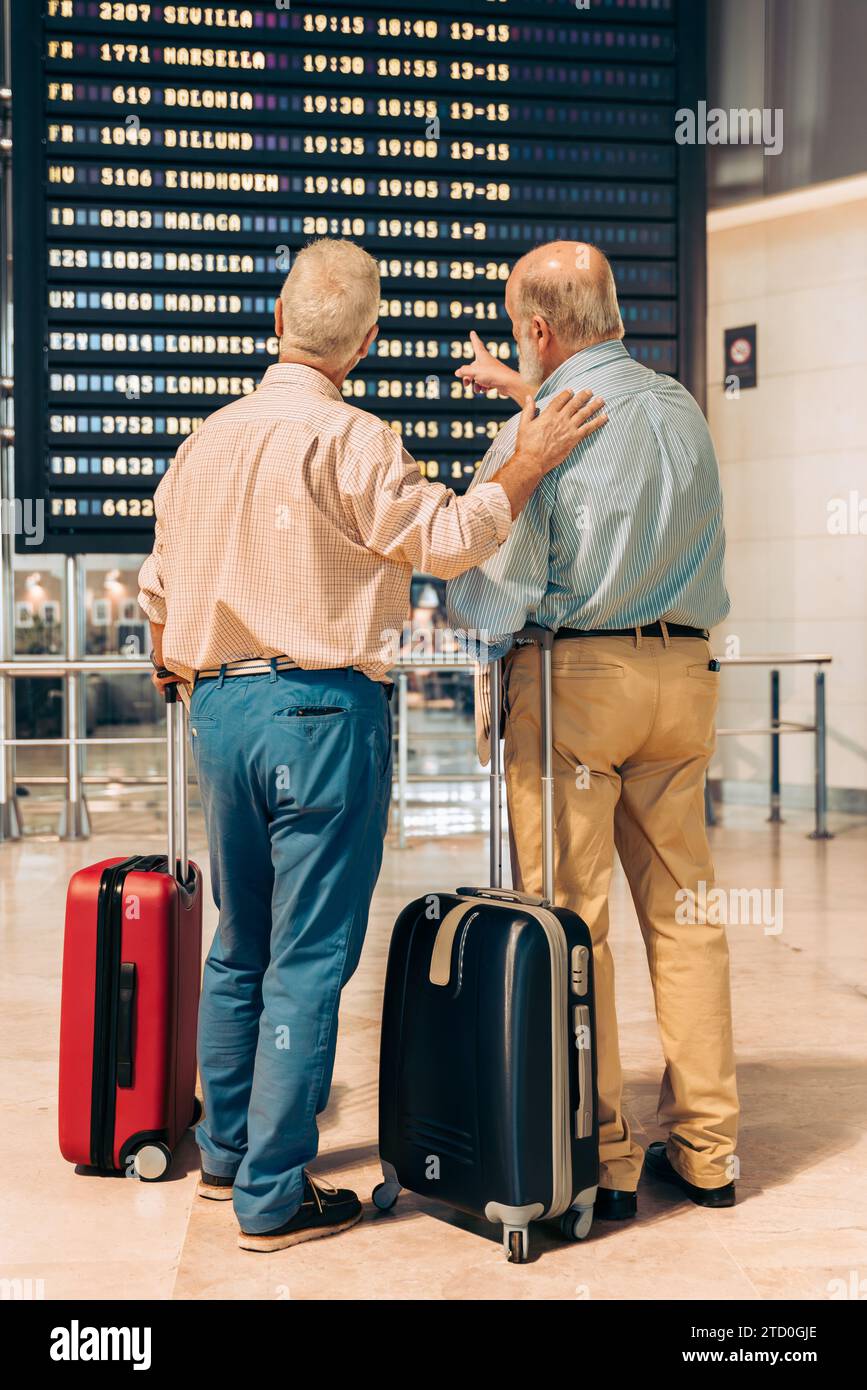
left=116, top=962, right=136, bottom=1089
left=487, top=623, right=556, bottom=903
left=157, top=672, right=189, bottom=885
left=456, top=886, right=546, bottom=908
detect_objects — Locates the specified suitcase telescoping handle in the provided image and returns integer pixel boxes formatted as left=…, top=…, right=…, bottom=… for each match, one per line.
left=486, top=623, right=556, bottom=903
left=158, top=673, right=189, bottom=885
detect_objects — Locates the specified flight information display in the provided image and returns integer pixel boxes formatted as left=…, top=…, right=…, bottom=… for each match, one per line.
left=12, top=0, right=704, bottom=552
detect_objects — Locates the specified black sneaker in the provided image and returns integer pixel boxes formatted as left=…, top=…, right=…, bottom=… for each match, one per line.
left=644, top=1141, right=736, bottom=1207
left=197, top=1168, right=235, bottom=1201
left=238, top=1172, right=362, bottom=1252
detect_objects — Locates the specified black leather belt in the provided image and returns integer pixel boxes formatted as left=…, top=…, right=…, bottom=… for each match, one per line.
left=556, top=622, right=708, bottom=640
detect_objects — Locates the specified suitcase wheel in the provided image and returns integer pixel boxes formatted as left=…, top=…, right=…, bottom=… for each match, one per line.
left=506, top=1227, right=529, bottom=1264
left=560, top=1205, right=594, bottom=1242
left=190, top=1096, right=204, bottom=1127
left=131, top=1142, right=172, bottom=1182
left=372, top=1180, right=400, bottom=1213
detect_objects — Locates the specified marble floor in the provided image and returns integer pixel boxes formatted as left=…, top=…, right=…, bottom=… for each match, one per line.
left=1, top=805, right=865, bottom=1302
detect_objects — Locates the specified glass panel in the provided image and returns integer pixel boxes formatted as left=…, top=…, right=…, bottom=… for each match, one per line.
left=9, top=554, right=166, bottom=821
left=12, top=558, right=65, bottom=809
left=83, top=554, right=149, bottom=659
left=13, top=556, right=64, bottom=656
left=82, top=555, right=165, bottom=807
left=394, top=575, right=488, bottom=839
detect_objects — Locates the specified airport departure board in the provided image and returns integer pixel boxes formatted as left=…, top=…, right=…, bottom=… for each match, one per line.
left=11, top=0, right=705, bottom=553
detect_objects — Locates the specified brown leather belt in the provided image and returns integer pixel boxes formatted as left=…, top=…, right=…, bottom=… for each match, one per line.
left=556, top=623, right=708, bottom=640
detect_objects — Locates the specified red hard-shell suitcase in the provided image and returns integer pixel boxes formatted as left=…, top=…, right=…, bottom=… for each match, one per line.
left=58, top=685, right=203, bottom=1180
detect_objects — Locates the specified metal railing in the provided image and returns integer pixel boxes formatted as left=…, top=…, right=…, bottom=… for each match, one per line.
left=710, top=654, right=833, bottom=839
left=393, top=652, right=835, bottom=843
left=0, top=649, right=833, bottom=844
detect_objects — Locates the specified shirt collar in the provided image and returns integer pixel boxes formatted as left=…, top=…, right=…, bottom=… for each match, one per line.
left=536, top=339, right=631, bottom=400
left=260, top=361, right=344, bottom=401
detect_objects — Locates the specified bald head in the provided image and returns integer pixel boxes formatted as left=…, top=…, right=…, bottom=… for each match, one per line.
left=505, top=241, right=624, bottom=386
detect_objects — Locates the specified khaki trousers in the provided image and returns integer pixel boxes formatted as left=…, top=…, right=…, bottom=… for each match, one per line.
left=503, top=635, right=738, bottom=1192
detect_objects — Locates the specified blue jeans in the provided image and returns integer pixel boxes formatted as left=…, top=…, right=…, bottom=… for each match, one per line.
left=191, top=666, right=392, bottom=1233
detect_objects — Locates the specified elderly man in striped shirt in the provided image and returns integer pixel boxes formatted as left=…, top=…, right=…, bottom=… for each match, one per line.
left=448, top=242, right=739, bottom=1221
left=137, top=237, right=607, bottom=1252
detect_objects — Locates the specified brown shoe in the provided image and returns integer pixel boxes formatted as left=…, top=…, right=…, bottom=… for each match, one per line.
left=238, top=1172, right=362, bottom=1252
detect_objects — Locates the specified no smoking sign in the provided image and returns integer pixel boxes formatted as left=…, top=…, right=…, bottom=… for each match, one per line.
left=724, top=324, right=758, bottom=390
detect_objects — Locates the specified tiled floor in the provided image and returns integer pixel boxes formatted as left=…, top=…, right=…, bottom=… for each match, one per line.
left=1, top=806, right=865, bottom=1301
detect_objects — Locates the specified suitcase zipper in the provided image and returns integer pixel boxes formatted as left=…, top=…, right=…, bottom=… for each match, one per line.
left=91, top=856, right=163, bottom=1170
left=530, top=906, right=573, bottom=1219
left=91, top=858, right=138, bottom=1168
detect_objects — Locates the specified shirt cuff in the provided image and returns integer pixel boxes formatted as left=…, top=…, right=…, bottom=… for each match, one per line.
left=472, top=481, right=512, bottom=544
left=137, top=589, right=167, bottom=626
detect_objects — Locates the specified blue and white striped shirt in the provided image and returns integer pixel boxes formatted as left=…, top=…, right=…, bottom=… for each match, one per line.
left=447, top=340, right=730, bottom=659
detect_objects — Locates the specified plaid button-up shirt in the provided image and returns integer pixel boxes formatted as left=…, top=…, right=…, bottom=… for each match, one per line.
left=138, top=363, right=512, bottom=683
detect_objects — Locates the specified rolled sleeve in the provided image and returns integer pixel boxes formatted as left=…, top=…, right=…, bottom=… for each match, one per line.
left=137, top=500, right=169, bottom=625
left=137, top=544, right=167, bottom=626
left=472, top=480, right=512, bottom=544
left=136, top=452, right=185, bottom=627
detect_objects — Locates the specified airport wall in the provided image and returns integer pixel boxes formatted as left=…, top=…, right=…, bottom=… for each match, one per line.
left=707, top=175, right=867, bottom=804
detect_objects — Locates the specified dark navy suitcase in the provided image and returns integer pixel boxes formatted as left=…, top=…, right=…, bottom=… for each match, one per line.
left=374, top=628, right=598, bottom=1262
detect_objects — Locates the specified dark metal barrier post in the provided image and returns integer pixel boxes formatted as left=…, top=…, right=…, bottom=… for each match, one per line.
left=809, top=669, right=833, bottom=840
left=768, top=668, right=783, bottom=823
left=704, top=775, right=716, bottom=828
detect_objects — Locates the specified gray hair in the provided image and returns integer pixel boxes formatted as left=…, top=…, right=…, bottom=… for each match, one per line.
left=515, top=245, right=624, bottom=349
left=278, top=238, right=380, bottom=365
